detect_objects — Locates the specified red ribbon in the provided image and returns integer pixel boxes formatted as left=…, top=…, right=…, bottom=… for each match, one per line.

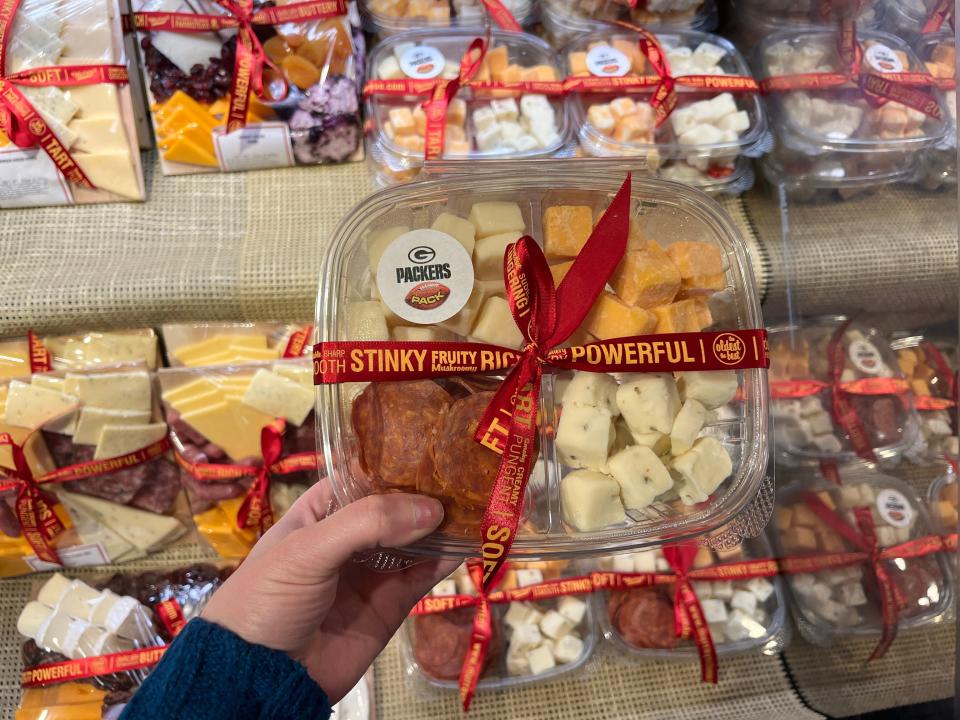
left=922, top=0, right=954, bottom=33
left=0, top=433, right=64, bottom=565
left=761, top=21, right=944, bottom=122
left=20, top=644, right=168, bottom=687
left=423, top=39, right=487, bottom=161
left=478, top=0, right=521, bottom=30
left=663, top=544, right=717, bottom=683
left=282, top=325, right=314, bottom=359
left=26, top=331, right=51, bottom=374
left=134, top=0, right=346, bottom=133
left=155, top=598, right=187, bottom=638
left=0, top=0, right=131, bottom=191
left=235, top=419, right=285, bottom=536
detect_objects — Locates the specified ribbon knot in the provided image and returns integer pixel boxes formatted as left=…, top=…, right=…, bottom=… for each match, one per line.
left=663, top=544, right=718, bottom=682
left=236, top=418, right=286, bottom=535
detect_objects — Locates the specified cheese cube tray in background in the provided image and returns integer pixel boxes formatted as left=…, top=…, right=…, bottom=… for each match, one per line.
left=725, top=0, right=884, bottom=50
left=365, top=30, right=569, bottom=187
left=596, top=536, right=787, bottom=660
left=358, top=0, right=536, bottom=39
left=910, top=32, right=956, bottom=191
left=160, top=323, right=312, bottom=368
left=540, top=0, right=718, bottom=50
left=772, top=467, right=953, bottom=647
left=316, top=168, right=769, bottom=560
left=927, top=467, right=958, bottom=546
left=563, top=29, right=768, bottom=194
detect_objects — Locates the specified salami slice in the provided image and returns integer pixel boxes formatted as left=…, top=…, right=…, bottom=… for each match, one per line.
left=431, top=392, right=501, bottom=510
left=610, top=587, right=680, bottom=649
left=413, top=608, right=500, bottom=681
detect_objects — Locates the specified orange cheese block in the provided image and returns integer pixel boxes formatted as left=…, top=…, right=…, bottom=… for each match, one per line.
left=651, top=299, right=701, bottom=334
left=161, top=135, right=218, bottom=167
left=678, top=272, right=725, bottom=298
left=486, top=45, right=509, bottom=77
left=692, top=298, right=712, bottom=329
left=781, top=524, right=818, bottom=553
left=194, top=498, right=258, bottom=558
left=568, top=52, right=588, bottom=77
left=664, top=241, right=723, bottom=280
left=549, top=260, right=574, bottom=288
left=584, top=291, right=656, bottom=340
left=543, top=205, right=594, bottom=259
left=932, top=43, right=955, bottom=68
left=610, top=245, right=680, bottom=308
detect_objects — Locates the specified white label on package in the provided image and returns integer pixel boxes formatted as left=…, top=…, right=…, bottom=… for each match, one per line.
left=849, top=339, right=883, bottom=375
left=0, top=147, right=72, bottom=208
left=376, top=229, right=474, bottom=325
left=214, top=122, right=295, bottom=172
left=587, top=45, right=631, bottom=77
left=876, top=489, right=913, bottom=528
left=400, top=45, right=445, bottom=79
left=24, top=543, right=109, bottom=571
left=865, top=43, right=904, bottom=74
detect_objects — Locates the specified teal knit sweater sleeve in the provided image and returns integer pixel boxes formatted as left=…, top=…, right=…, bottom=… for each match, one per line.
left=119, top=619, right=332, bottom=720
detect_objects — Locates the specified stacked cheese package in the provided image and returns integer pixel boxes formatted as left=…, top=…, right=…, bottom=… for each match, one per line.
left=598, top=540, right=784, bottom=656
left=541, top=0, right=717, bottom=49
left=319, top=169, right=769, bottom=560
left=158, top=342, right=318, bottom=557
left=0, top=0, right=145, bottom=207
left=160, top=323, right=313, bottom=368
left=758, top=28, right=950, bottom=200
left=366, top=31, right=568, bottom=186
left=565, top=30, right=766, bottom=194
left=0, top=366, right=190, bottom=576
left=773, top=467, right=951, bottom=645
left=405, top=562, right=595, bottom=690
left=16, top=564, right=230, bottom=720
left=891, top=335, right=957, bottom=461
left=135, top=0, right=364, bottom=174
left=912, top=32, right=956, bottom=190
left=0, top=329, right=160, bottom=379
left=359, top=0, right=535, bottom=37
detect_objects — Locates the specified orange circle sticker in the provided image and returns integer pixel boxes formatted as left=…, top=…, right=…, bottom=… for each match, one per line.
left=713, top=333, right=745, bottom=365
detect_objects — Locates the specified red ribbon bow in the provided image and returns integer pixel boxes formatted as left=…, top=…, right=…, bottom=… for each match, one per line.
left=236, top=419, right=286, bottom=536
left=0, top=0, right=131, bottom=191
left=663, top=544, right=718, bottom=683
left=422, top=38, right=488, bottom=161
left=134, top=0, right=346, bottom=133
left=0, top=434, right=65, bottom=566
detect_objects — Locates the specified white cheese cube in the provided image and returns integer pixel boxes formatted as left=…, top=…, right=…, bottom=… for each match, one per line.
left=511, top=621, right=543, bottom=650
left=439, top=283, right=488, bottom=337
left=802, top=582, right=832, bottom=604
left=670, top=106, right=698, bottom=137
left=475, top=123, right=503, bottom=152
left=468, top=201, right=526, bottom=238
left=520, top=94, right=552, bottom=118
left=470, top=296, right=525, bottom=349
left=516, top=568, right=544, bottom=588
left=526, top=608, right=544, bottom=627
left=655, top=557, right=670, bottom=572
left=711, top=580, right=733, bottom=600
left=562, top=371, right=619, bottom=416
left=806, top=411, right=833, bottom=435
left=708, top=622, right=726, bottom=643
left=612, top=554, right=635, bottom=573
left=345, top=301, right=389, bottom=341
left=530, top=122, right=559, bottom=149
left=539, top=610, right=573, bottom=640
left=837, top=582, right=867, bottom=607
left=701, top=598, right=728, bottom=624
left=815, top=599, right=845, bottom=623
left=730, top=589, right=757, bottom=616
left=506, top=645, right=530, bottom=675
left=377, top=56, right=403, bottom=79
left=717, top=110, right=750, bottom=135
left=505, top=601, right=534, bottom=629
left=391, top=326, right=453, bottom=342
left=560, top=470, right=625, bottom=532
left=875, top=526, right=897, bottom=548
left=692, top=41, right=727, bottom=68
left=553, top=633, right=584, bottom=664
left=498, top=120, right=524, bottom=145
left=679, top=123, right=725, bottom=147
left=473, top=106, right=497, bottom=132
left=606, top=445, right=673, bottom=510
left=812, top=434, right=843, bottom=453
left=432, top=579, right=457, bottom=597
left=473, top=231, right=522, bottom=279
left=692, top=581, right=713, bottom=598
left=745, top=577, right=775, bottom=603
left=633, top=550, right=658, bottom=574
left=557, top=596, right=587, bottom=625
left=630, top=431, right=669, bottom=455
left=671, top=437, right=733, bottom=504
left=392, top=41, right=415, bottom=63
left=678, top=371, right=737, bottom=409
left=726, top=608, right=765, bottom=641
left=491, top=98, right=519, bottom=122
left=366, top=225, right=410, bottom=275
left=670, top=399, right=707, bottom=456
left=442, top=60, right=460, bottom=79
left=556, top=404, right=614, bottom=471
left=616, top=373, right=681, bottom=435
left=431, top=212, right=476, bottom=255
left=510, top=134, right=540, bottom=153
left=527, top=644, right=556, bottom=675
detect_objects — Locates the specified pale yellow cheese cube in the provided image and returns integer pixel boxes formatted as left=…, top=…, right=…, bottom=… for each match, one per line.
left=470, top=296, right=524, bottom=349
left=344, top=301, right=390, bottom=341
left=431, top=212, right=476, bottom=255
left=439, top=283, right=488, bottom=337
left=366, top=225, right=410, bottom=275
left=474, top=232, right=522, bottom=279
left=468, top=201, right=526, bottom=238
left=392, top=325, right=453, bottom=342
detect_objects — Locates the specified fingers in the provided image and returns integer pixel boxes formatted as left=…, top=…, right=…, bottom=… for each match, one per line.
left=246, top=481, right=336, bottom=560
left=269, top=494, right=444, bottom=583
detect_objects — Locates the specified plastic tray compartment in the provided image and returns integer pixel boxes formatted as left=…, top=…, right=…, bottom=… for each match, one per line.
left=768, top=317, right=920, bottom=464
left=927, top=467, right=958, bottom=537
left=882, top=0, right=944, bottom=40
left=757, top=28, right=950, bottom=183
left=316, top=169, right=769, bottom=559
left=563, top=29, right=767, bottom=192
left=911, top=32, right=956, bottom=190
left=773, top=469, right=952, bottom=646
left=358, top=0, right=536, bottom=37
left=597, top=536, right=787, bottom=659
left=365, top=30, right=569, bottom=186
left=727, top=0, right=884, bottom=49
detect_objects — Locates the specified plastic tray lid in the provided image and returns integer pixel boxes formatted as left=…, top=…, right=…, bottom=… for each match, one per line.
left=358, top=0, right=536, bottom=36
left=542, top=0, right=717, bottom=30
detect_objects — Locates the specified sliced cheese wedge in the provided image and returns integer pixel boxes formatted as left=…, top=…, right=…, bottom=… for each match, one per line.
left=57, top=490, right=185, bottom=554
left=272, top=363, right=313, bottom=389
left=73, top=407, right=151, bottom=445
left=69, top=116, right=128, bottom=154
left=180, top=399, right=273, bottom=461
left=64, top=84, right=120, bottom=120
left=54, top=492, right=139, bottom=563
left=94, top=423, right=167, bottom=459
left=31, top=375, right=66, bottom=392
left=74, top=151, right=143, bottom=201
left=4, top=380, right=78, bottom=430
left=172, top=334, right=268, bottom=364
left=160, top=377, right=218, bottom=405
left=242, top=369, right=313, bottom=426
left=66, top=371, right=152, bottom=412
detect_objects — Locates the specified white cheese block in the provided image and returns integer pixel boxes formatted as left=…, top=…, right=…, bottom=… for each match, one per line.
left=506, top=645, right=530, bottom=676
left=56, top=490, right=185, bottom=553
left=711, top=580, right=734, bottom=600
left=730, top=589, right=757, bottom=616
left=37, top=612, right=73, bottom=654
left=504, top=601, right=534, bottom=629
left=142, top=0, right=225, bottom=73
left=56, top=580, right=101, bottom=621
left=606, top=445, right=673, bottom=510
left=725, top=608, right=762, bottom=641
left=431, top=213, right=476, bottom=255
left=10, top=22, right=63, bottom=62
left=271, top=363, right=313, bottom=390
left=837, top=581, right=867, bottom=606
left=21, top=86, right=79, bottom=129
left=616, top=374, right=681, bottom=435
left=431, top=579, right=457, bottom=597
left=439, top=282, right=488, bottom=337
left=560, top=470, right=625, bottom=532
left=677, top=370, right=737, bottom=410
left=511, top=622, right=543, bottom=651
left=670, top=399, right=707, bottom=456
left=468, top=201, right=526, bottom=238
left=344, top=301, right=389, bottom=341
left=73, top=407, right=152, bottom=445
left=17, top=601, right=53, bottom=639
left=671, top=437, right=733, bottom=505
left=61, top=22, right=114, bottom=62
left=64, top=84, right=121, bottom=120
left=526, top=644, right=556, bottom=675
left=74, top=151, right=142, bottom=201
left=553, top=633, right=583, bottom=664
left=31, top=375, right=67, bottom=392
left=4, top=380, right=78, bottom=430
left=69, top=117, right=128, bottom=154
left=366, top=225, right=410, bottom=276
left=473, top=231, right=522, bottom=279
left=561, top=371, right=619, bottom=417
left=53, top=493, right=140, bottom=563
left=692, top=580, right=712, bottom=598
left=242, top=369, right=314, bottom=426
left=700, top=598, right=728, bottom=624
left=469, top=296, right=524, bottom=349
left=94, top=422, right=167, bottom=459
left=37, top=573, right=74, bottom=607
left=557, top=596, right=587, bottom=625
left=556, top=403, right=613, bottom=471
left=515, top=568, right=543, bottom=588
left=67, top=371, right=152, bottom=411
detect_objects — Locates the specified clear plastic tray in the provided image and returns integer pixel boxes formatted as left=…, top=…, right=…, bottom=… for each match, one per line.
left=596, top=536, right=787, bottom=659
left=881, top=0, right=944, bottom=40
left=773, top=468, right=952, bottom=645
left=758, top=28, right=949, bottom=155
left=768, top=317, right=919, bottom=464
left=316, top=167, right=769, bottom=559
left=727, top=0, right=883, bottom=50
left=912, top=32, right=957, bottom=189
left=541, top=0, right=718, bottom=49
left=365, top=30, right=569, bottom=186
left=401, top=562, right=597, bottom=690
left=359, top=0, right=537, bottom=37
left=563, top=29, right=768, bottom=189
left=927, top=466, right=958, bottom=536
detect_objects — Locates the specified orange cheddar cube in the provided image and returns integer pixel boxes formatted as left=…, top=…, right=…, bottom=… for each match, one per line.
left=652, top=299, right=701, bottom=334
left=549, top=260, right=574, bottom=287
left=692, top=298, right=712, bottom=329
left=584, top=291, right=657, bottom=341
left=500, top=64, right=523, bottom=83
left=543, top=205, right=594, bottom=259
left=474, top=62, right=491, bottom=82
left=933, top=43, right=956, bottom=67
left=610, top=247, right=681, bottom=308
left=427, top=3, right=449, bottom=19
left=486, top=45, right=509, bottom=76
left=791, top=503, right=819, bottom=528
left=610, top=97, right=637, bottom=120
left=912, top=378, right=931, bottom=396
left=395, top=134, right=426, bottom=153
left=413, top=105, right=427, bottom=135
left=678, top=271, right=726, bottom=298
left=613, top=113, right=652, bottom=142
left=569, top=51, right=589, bottom=76
left=817, top=526, right=844, bottom=553
left=782, top=525, right=818, bottom=553
left=388, top=107, right=416, bottom=135
left=815, top=490, right=836, bottom=510
left=445, top=139, right=471, bottom=155
left=445, top=123, right=466, bottom=142
left=612, top=39, right=645, bottom=74
left=447, top=98, right=467, bottom=127
left=522, top=65, right=558, bottom=82
left=665, top=241, right=723, bottom=280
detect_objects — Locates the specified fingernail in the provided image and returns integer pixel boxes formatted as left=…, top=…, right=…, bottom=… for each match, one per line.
left=413, top=497, right=443, bottom=529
